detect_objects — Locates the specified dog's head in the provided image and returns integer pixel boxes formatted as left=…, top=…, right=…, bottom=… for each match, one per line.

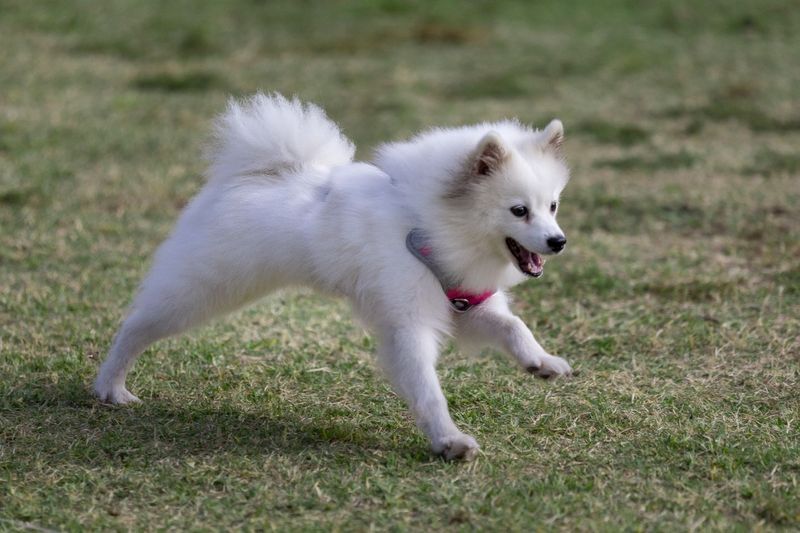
left=444, top=120, right=570, bottom=282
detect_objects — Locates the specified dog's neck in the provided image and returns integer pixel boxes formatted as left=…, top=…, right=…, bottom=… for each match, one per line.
left=406, top=228, right=495, bottom=312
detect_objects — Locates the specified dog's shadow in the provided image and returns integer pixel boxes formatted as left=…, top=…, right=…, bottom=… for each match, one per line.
left=4, top=375, right=425, bottom=468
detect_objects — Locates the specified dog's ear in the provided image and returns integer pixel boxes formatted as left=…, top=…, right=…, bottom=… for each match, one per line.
left=540, top=119, right=564, bottom=152
left=472, top=131, right=508, bottom=176
left=447, top=132, right=508, bottom=199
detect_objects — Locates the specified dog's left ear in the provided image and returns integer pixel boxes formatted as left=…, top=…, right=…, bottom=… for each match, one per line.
left=540, top=119, right=564, bottom=152
left=472, top=131, right=508, bottom=176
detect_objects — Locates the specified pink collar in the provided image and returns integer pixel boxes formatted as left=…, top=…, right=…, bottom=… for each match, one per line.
left=444, top=288, right=496, bottom=312
left=406, top=229, right=496, bottom=312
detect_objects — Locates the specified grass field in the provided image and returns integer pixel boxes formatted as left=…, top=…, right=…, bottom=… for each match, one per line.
left=1, top=0, right=799, bottom=530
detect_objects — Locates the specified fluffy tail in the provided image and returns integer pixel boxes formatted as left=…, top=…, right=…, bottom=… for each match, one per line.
left=208, top=92, right=355, bottom=180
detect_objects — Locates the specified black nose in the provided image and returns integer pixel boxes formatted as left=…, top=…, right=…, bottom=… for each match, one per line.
left=547, top=235, right=567, bottom=253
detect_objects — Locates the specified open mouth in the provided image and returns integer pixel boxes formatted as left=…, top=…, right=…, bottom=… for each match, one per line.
left=506, top=238, right=544, bottom=278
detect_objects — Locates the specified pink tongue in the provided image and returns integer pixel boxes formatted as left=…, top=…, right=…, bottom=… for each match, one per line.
left=521, top=250, right=543, bottom=274
left=523, top=249, right=542, bottom=267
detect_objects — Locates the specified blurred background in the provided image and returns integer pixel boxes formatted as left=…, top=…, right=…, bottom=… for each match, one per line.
left=1, top=0, right=798, bottom=529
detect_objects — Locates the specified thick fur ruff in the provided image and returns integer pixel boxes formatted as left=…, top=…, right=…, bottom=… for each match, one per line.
left=95, top=93, right=573, bottom=460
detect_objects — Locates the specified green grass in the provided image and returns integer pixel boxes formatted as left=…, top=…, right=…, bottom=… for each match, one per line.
left=1, top=0, right=799, bottom=530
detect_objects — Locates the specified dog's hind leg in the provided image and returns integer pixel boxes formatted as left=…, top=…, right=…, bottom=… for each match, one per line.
left=94, top=310, right=167, bottom=404
left=94, top=287, right=212, bottom=404
left=94, top=263, right=262, bottom=404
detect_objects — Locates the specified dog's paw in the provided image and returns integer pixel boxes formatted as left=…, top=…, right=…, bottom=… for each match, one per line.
left=526, top=354, right=572, bottom=380
left=94, top=382, right=141, bottom=405
left=432, top=433, right=480, bottom=461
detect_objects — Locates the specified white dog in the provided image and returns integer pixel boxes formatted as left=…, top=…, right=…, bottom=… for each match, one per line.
left=95, top=93, right=573, bottom=460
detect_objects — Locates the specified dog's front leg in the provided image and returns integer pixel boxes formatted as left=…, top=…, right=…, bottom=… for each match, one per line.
left=377, top=326, right=479, bottom=460
left=456, top=292, right=572, bottom=379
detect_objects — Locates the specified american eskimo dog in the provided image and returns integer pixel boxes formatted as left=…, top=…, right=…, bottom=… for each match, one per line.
left=95, top=93, right=573, bottom=460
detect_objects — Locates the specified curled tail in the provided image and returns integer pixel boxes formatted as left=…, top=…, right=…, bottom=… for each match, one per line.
left=208, top=92, right=355, bottom=180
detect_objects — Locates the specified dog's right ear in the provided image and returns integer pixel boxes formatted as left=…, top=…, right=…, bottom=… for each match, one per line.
left=540, top=119, right=564, bottom=152
left=472, top=131, right=508, bottom=176
left=447, top=131, right=509, bottom=199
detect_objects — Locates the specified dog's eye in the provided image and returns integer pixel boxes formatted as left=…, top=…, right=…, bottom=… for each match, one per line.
left=550, top=201, right=558, bottom=214
left=510, top=205, right=528, bottom=218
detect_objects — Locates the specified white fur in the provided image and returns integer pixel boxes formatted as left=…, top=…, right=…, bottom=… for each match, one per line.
left=95, top=93, right=573, bottom=460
